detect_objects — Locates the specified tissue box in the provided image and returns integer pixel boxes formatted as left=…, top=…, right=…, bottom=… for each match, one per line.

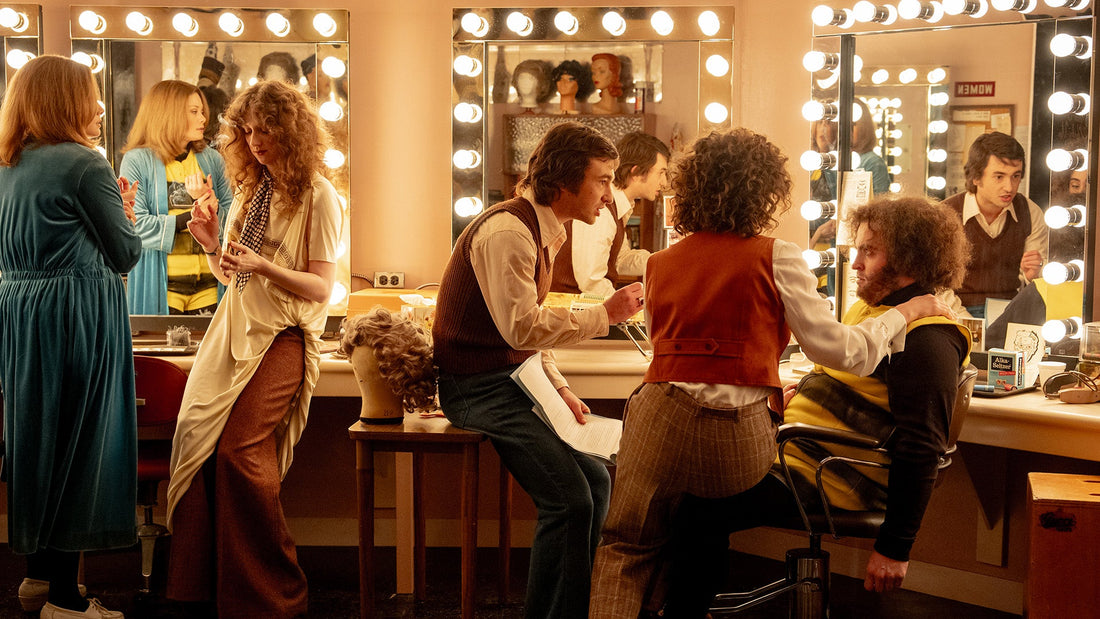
left=987, top=349, right=1025, bottom=389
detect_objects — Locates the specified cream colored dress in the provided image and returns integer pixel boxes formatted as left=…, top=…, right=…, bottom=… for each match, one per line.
left=166, top=173, right=342, bottom=524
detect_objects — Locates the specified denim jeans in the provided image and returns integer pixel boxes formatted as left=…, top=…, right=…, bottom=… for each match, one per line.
left=439, top=365, right=611, bottom=619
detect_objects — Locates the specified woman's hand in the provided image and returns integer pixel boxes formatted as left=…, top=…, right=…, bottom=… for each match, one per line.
left=117, top=176, right=138, bottom=224
left=558, top=386, right=590, bottom=424
left=187, top=197, right=220, bottom=253
left=782, top=383, right=798, bottom=411
left=185, top=172, right=213, bottom=201
left=894, top=294, right=953, bottom=322
left=219, top=240, right=267, bottom=279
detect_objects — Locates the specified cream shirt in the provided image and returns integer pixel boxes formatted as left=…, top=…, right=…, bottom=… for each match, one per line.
left=468, top=189, right=610, bottom=389
left=960, top=191, right=1048, bottom=283
left=166, top=174, right=342, bottom=524
left=568, top=186, right=651, bottom=296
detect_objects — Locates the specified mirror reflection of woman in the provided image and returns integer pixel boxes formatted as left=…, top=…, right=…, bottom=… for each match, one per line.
left=165, top=80, right=342, bottom=618
left=120, top=80, right=233, bottom=315
left=852, top=98, right=890, bottom=195
left=590, top=53, right=624, bottom=114
left=0, top=55, right=141, bottom=619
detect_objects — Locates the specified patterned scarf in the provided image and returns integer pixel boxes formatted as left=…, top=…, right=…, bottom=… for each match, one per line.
left=235, top=170, right=274, bottom=293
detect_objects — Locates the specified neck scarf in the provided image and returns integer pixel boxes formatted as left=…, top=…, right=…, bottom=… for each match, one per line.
left=235, top=169, right=274, bottom=293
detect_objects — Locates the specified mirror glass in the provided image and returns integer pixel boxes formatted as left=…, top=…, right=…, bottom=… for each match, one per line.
left=1, top=4, right=41, bottom=98
left=70, top=7, right=352, bottom=319
left=452, top=6, right=734, bottom=246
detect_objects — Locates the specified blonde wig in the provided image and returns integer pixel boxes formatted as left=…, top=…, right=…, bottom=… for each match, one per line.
left=122, top=79, right=209, bottom=164
left=339, top=307, right=437, bottom=413
left=0, top=55, right=101, bottom=166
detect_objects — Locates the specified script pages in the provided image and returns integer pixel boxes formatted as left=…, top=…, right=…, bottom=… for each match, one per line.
left=510, top=354, right=623, bottom=466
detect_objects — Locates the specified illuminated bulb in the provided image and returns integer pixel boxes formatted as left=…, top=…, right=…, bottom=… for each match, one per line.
left=0, top=7, right=28, bottom=32
left=1044, top=0, right=1090, bottom=7
left=554, top=11, right=578, bottom=35
left=1043, top=316, right=1081, bottom=342
left=6, top=49, right=32, bottom=69
left=851, top=102, right=863, bottom=122
left=800, top=200, right=837, bottom=220
left=927, top=68, right=947, bottom=84
left=803, top=248, right=837, bottom=269
left=71, top=51, right=92, bottom=68
left=930, top=91, right=950, bottom=106
left=266, top=13, right=291, bottom=37
left=313, top=13, right=338, bottom=37
left=601, top=11, right=626, bottom=36
left=801, top=150, right=838, bottom=171
left=1044, top=205, right=1086, bottom=228
left=460, top=13, right=490, bottom=37
left=1046, top=148, right=1088, bottom=172
left=698, top=10, right=721, bottom=36
left=319, top=101, right=344, bottom=122
left=330, top=282, right=348, bottom=306
left=323, top=149, right=346, bottom=168
left=898, top=0, right=930, bottom=19
left=96, top=146, right=107, bottom=158
left=802, top=51, right=838, bottom=73
left=852, top=1, right=898, bottom=22
left=125, top=12, right=153, bottom=36
left=651, top=10, right=674, bottom=36
left=507, top=11, right=533, bottom=36
left=454, top=196, right=484, bottom=217
left=802, top=100, right=826, bottom=121
left=705, top=55, right=730, bottom=77
left=888, top=165, right=902, bottom=174
left=453, top=102, right=483, bottom=123
left=86, top=53, right=105, bottom=73
left=888, top=129, right=903, bottom=139
left=890, top=182, right=902, bottom=193
left=888, top=146, right=903, bottom=157
left=335, top=241, right=348, bottom=259
left=872, top=69, right=890, bottom=84
left=1047, top=91, right=1090, bottom=115
left=172, top=13, right=199, bottom=37
left=890, top=111, right=904, bottom=122
left=452, top=149, right=482, bottom=170
left=1050, top=33, right=1092, bottom=58
left=927, top=176, right=947, bottom=190
left=1042, top=259, right=1085, bottom=285
left=991, top=0, right=1036, bottom=10
left=321, top=57, right=347, bottom=79
left=928, top=148, right=948, bottom=162
left=78, top=10, right=106, bottom=35
left=704, top=102, right=729, bottom=124
left=219, top=13, right=244, bottom=37
left=929, top=120, right=949, bottom=134
left=899, top=68, right=918, bottom=84
left=453, top=55, right=482, bottom=77
left=944, top=0, right=990, bottom=14
left=247, top=77, right=258, bottom=87
left=811, top=5, right=852, bottom=26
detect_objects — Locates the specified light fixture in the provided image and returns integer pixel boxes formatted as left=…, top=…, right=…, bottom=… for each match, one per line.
left=1044, top=0, right=1090, bottom=7
left=121, top=11, right=152, bottom=36
left=991, top=0, right=1038, bottom=11
left=266, top=13, right=291, bottom=37
left=929, top=119, right=949, bottom=134
left=704, top=102, right=729, bottom=124
left=602, top=11, right=626, bottom=36
left=1048, top=91, right=1090, bottom=115
left=78, top=10, right=106, bottom=35
left=800, top=150, right=839, bottom=171
left=800, top=200, right=837, bottom=220
left=888, top=164, right=903, bottom=174
left=1045, top=205, right=1087, bottom=229
left=172, top=13, right=199, bottom=37
left=927, top=68, right=947, bottom=83
left=453, top=55, right=482, bottom=77
left=899, top=68, right=918, bottom=84
left=927, top=176, right=947, bottom=190
left=319, top=100, right=344, bottom=122
left=872, top=69, right=890, bottom=84
left=928, top=148, right=948, bottom=162
left=802, top=100, right=838, bottom=121
left=323, top=149, right=346, bottom=168
left=453, top=150, right=482, bottom=170
left=651, top=10, right=674, bottom=36
left=454, top=196, right=484, bottom=217
left=1043, top=316, right=1082, bottom=342
left=330, top=282, right=348, bottom=306
left=507, top=11, right=534, bottom=36
left=219, top=12, right=244, bottom=37
left=313, top=13, right=338, bottom=37
left=944, top=0, right=991, bottom=14
left=321, top=57, right=347, bottom=79
left=1047, top=148, right=1088, bottom=172
left=71, top=51, right=105, bottom=74
left=898, top=0, right=938, bottom=19
left=1050, top=33, right=1092, bottom=58
left=1042, top=259, right=1085, bottom=285
left=460, top=12, right=490, bottom=37
left=705, top=55, right=730, bottom=77
left=698, top=10, right=721, bottom=36
left=853, top=1, right=899, bottom=23
left=889, top=182, right=902, bottom=193
left=0, top=7, right=28, bottom=32
left=803, top=248, right=837, bottom=269
left=6, top=49, right=33, bottom=70
left=802, top=51, right=839, bottom=73
left=811, top=5, right=853, bottom=27
left=930, top=91, right=950, bottom=106
left=453, top=102, right=483, bottom=123
left=554, top=11, right=578, bottom=35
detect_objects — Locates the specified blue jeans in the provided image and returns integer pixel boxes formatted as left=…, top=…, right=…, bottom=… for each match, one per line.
left=439, top=365, right=611, bottom=619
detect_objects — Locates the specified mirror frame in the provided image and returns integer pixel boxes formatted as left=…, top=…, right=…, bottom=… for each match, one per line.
left=451, top=6, right=735, bottom=244
left=1, top=4, right=41, bottom=87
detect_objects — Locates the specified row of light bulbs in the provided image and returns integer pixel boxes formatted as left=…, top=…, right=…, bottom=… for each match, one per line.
left=813, top=0, right=1090, bottom=29
left=75, top=9, right=340, bottom=39
left=459, top=9, right=724, bottom=39
left=804, top=51, right=949, bottom=87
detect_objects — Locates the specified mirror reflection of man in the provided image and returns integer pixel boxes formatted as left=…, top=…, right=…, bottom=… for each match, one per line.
left=943, top=131, right=1049, bottom=317
left=551, top=132, right=670, bottom=297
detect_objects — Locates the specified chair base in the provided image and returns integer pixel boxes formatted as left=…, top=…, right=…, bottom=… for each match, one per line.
left=710, top=545, right=831, bottom=619
left=137, top=506, right=170, bottom=595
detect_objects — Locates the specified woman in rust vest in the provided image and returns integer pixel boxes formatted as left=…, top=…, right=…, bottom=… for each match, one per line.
left=589, top=128, right=952, bottom=618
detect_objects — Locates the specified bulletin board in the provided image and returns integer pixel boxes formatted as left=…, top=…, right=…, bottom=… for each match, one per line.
left=945, top=104, right=1015, bottom=195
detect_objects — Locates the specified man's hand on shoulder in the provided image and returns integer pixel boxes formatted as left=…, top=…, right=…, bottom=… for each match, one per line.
left=863, top=550, right=908, bottom=592
left=603, top=282, right=644, bottom=324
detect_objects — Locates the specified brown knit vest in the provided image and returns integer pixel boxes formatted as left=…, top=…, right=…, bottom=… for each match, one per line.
left=550, top=210, right=626, bottom=294
left=643, top=232, right=790, bottom=388
left=433, top=198, right=552, bottom=375
left=943, top=192, right=1031, bottom=306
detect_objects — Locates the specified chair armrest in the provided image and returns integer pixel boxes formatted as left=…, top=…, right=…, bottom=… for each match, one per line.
left=776, top=422, right=885, bottom=451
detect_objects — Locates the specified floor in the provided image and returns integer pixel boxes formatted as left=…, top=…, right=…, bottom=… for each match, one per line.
left=0, top=543, right=1021, bottom=618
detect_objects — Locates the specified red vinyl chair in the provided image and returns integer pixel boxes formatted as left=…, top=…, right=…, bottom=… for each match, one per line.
left=133, top=355, right=188, bottom=594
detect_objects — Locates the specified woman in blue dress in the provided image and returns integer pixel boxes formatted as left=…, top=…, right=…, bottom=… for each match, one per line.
left=0, top=55, right=142, bottom=619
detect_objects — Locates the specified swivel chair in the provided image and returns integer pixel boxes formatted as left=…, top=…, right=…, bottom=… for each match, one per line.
left=710, top=365, right=978, bottom=618
left=133, top=355, right=188, bottom=594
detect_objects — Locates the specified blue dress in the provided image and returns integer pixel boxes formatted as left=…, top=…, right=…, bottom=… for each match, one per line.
left=0, top=142, right=142, bottom=553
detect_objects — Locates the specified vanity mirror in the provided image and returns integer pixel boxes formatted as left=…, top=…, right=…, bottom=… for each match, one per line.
left=806, top=3, right=1095, bottom=346
left=452, top=6, right=734, bottom=245
left=69, top=6, right=352, bottom=319
left=1, top=4, right=41, bottom=98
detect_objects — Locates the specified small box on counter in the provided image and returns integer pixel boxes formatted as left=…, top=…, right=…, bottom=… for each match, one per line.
left=987, top=348, right=1024, bottom=389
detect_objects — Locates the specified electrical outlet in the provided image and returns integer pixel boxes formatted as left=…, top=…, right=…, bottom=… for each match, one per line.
left=373, top=271, right=405, bottom=288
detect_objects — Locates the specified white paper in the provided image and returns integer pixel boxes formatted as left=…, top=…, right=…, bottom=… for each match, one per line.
left=510, top=355, right=622, bottom=465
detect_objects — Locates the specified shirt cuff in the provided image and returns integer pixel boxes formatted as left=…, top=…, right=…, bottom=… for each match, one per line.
left=882, top=308, right=909, bottom=355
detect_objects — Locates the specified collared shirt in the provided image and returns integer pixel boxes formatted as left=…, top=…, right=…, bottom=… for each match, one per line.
left=668, top=238, right=909, bottom=407
left=568, top=186, right=651, bottom=296
left=960, top=191, right=1048, bottom=282
left=468, top=189, right=611, bottom=389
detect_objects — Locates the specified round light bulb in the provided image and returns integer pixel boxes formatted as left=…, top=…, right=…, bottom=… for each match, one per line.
left=929, top=120, right=949, bottom=134
left=171, top=13, right=198, bottom=37
left=71, top=51, right=92, bottom=68
left=651, top=10, right=674, bottom=36
left=125, top=12, right=153, bottom=35
left=323, top=149, right=346, bottom=169
left=602, top=11, right=626, bottom=36
left=313, top=13, right=338, bottom=37
left=803, top=249, right=824, bottom=269
left=321, top=57, right=347, bottom=79
left=812, top=5, right=838, bottom=26
left=927, top=176, right=947, bottom=190
left=803, top=51, right=826, bottom=73
left=319, top=101, right=344, bottom=122
left=507, top=11, right=533, bottom=36
left=330, top=282, right=348, bottom=306
left=890, top=182, right=902, bottom=193
left=853, top=1, right=878, bottom=21
left=872, top=69, right=890, bottom=84
left=802, top=100, right=826, bottom=121
left=6, top=49, right=31, bottom=70
left=460, top=13, right=490, bottom=37
left=453, top=55, right=482, bottom=77
left=704, top=102, right=729, bottom=124
left=698, top=10, right=721, bottom=36
left=930, top=91, right=950, bottom=106
left=554, top=11, right=578, bottom=35
left=78, top=10, right=106, bottom=34
left=927, top=68, right=947, bottom=83
left=705, top=55, right=730, bottom=77
left=266, top=13, right=291, bottom=37
left=452, top=149, right=482, bottom=170
left=219, top=13, right=244, bottom=36
left=453, top=103, right=483, bottom=123
left=0, top=7, right=25, bottom=31
left=800, top=150, right=824, bottom=171
left=899, top=68, right=918, bottom=84
left=801, top=201, right=824, bottom=220
left=898, top=0, right=924, bottom=19
left=454, top=197, right=484, bottom=217
left=928, top=148, right=948, bottom=162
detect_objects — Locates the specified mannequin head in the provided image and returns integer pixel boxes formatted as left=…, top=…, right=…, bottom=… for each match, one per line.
left=339, top=307, right=437, bottom=422
left=551, top=60, right=595, bottom=114
left=512, top=59, right=553, bottom=109
left=257, top=51, right=301, bottom=86
left=590, top=53, right=623, bottom=98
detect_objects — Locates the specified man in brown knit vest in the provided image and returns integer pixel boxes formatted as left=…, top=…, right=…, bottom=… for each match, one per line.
left=551, top=132, right=670, bottom=296
left=942, top=131, right=1048, bottom=317
left=433, top=122, right=643, bottom=619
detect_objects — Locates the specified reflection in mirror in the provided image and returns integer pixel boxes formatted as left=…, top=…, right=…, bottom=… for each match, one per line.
left=452, top=7, right=734, bottom=246
left=1, top=4, right=41, bottom=99
left=70, top=7, right=351, bottom=318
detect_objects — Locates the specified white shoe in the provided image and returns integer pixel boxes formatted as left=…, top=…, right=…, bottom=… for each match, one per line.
left=39, top=598, right=121, bottom=619
left=17, top=578, right=88, bottom=612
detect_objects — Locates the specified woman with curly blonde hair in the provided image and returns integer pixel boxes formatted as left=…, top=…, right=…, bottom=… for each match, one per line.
left=165, top=79, right=342, bottom=618
left=589, top=128, right=951, bottom=617
left=340, top=307, right=438, bottom=420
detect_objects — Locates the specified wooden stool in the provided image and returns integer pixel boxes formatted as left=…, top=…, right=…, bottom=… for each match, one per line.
left=1026, top=472, right=1100, bottom=617
left=349, top=417, right=513, bottom=619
